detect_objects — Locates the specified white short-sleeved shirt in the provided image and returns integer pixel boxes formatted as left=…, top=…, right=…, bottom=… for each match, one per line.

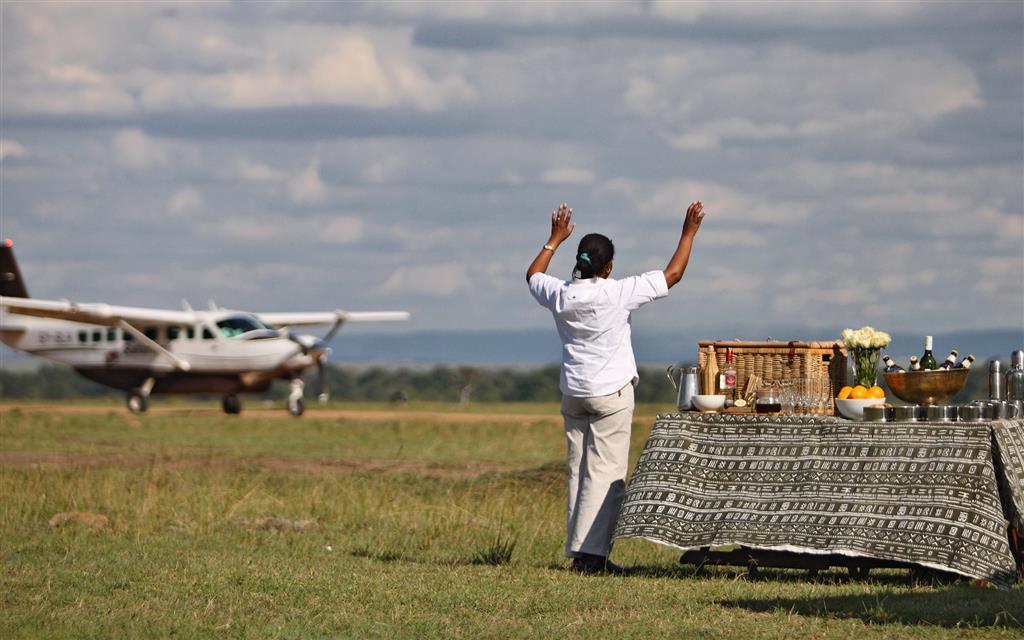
left=529, top=270, right=669, bottom=398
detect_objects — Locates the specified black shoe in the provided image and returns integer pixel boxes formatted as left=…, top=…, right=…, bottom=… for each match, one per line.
left=571, top=553, right=625, bottom=575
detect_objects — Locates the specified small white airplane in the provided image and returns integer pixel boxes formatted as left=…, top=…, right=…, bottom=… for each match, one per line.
left=0, top=240, right=409, bottom=416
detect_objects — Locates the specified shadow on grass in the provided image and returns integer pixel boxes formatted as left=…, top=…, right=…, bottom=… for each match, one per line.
left=718, top=588, right=1024, bottom=629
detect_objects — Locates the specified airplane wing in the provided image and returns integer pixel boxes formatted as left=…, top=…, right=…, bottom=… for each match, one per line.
left=259, top=310, right=410, bottom=328
left=0, top=296, right=195, bottom=327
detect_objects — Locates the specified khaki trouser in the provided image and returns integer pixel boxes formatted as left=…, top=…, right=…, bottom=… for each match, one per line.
left=561, top=383, right=634, bottom=558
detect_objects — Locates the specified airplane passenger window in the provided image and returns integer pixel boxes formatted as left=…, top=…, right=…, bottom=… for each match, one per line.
left=106, top=328, right=116, bottom=341
left=92, top=330, right=102, bottom=342
left=186, top=327, right=196, bottom=339
left=123, top=331, right=133, bottom=342
left=144, top=327, right=158, bottom=341
left=78, top=330, right=87, bottom=343
left=202, top=328, right=215, bottom=340
left=168, top=326, right=181, bottom=340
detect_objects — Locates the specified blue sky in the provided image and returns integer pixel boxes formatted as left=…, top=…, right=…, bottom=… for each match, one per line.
left=1, top=1, right=1021, bottom=336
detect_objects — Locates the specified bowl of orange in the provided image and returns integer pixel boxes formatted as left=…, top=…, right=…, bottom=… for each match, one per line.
left=834, top=384, right=886, bottom=420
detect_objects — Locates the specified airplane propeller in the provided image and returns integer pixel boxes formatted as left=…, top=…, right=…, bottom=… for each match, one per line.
left=285, top=319, right=342, bottom=404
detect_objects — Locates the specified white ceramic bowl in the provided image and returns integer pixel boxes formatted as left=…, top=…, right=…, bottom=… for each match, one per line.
left=835, top=397, right=886, bottom=420
left=692, top=394, right=726, bottom=412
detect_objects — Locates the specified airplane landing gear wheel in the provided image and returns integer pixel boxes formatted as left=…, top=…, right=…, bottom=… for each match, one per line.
left=126, top=390, right=149, bottom=414
left=222, top=395, right=242, bottom=415
left=287, top=378, right=305, bottom=417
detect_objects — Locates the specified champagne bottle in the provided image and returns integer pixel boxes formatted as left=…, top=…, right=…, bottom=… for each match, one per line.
left=956, top=354, right=975, bottom=370
left=920, top=336, right=938, bottom=370
left=882, top=355, right=905, bottom=373
left=937, top=349, right=959, bottom=370
left=909, top=356, right=921, bottom=371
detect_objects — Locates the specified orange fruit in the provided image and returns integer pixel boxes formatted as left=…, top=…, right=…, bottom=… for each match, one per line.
left=837, top=386, right=853, bottom=400
left=869, top=386, right=885, bottom=399
left=850, top=385, right=869, bottom=399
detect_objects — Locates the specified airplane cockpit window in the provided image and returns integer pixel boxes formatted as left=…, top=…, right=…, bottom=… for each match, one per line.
left=215, top=314, right=278, bottom=339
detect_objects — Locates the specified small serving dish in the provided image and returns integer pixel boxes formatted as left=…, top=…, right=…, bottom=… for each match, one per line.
left=692, top=394, right=726, bottom=412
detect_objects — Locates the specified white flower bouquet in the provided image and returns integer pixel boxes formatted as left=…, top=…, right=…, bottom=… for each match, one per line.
left=840, top=326, right=891, bottom=388
left=840, top=326, right=892, bottom=350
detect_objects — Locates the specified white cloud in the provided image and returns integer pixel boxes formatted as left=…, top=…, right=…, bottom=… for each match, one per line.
left=0, top=140, right=27, bottom=161
left=637, top=179, right=812, bottom=224
left=112, top=129, right=168, bottom=171
left=363, top=155, right=406, bottom=184
left=653, top=1, right=923, bottom=27
left=543, top=167, right=594, bottom=185
left=207, top=213, right=365, bottom=246
left=382, top=263, right=472, bottom=297
left=626, top=45, right=981, bottom=145
left=697, top=229, right=766, bottom=248
left=288, top=158, right=326, bottom=205
left=167, top=188, right=203, bottom=217
left=237, top=159, right=286, bottom=182
left=138, top=32, right=475, bottom=113
left=321, top=217, right=365, bottom=245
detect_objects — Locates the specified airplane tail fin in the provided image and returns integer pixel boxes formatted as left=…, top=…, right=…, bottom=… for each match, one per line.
left=0, top=239, right=30, bottom=298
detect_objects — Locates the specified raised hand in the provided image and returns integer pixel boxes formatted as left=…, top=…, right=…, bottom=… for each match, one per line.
left=549, top=202, right=575, bottom=246
left=683, top=201, right=705, bottom=237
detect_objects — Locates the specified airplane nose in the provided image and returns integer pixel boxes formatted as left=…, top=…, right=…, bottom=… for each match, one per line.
left=293, top=334, right=331, bottom=359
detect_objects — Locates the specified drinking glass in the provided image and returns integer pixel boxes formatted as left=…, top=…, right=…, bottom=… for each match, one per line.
left=780, top=380, right=795, bottom=415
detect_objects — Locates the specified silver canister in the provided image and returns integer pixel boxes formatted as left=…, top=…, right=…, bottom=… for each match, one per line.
left=1008, top=350, right=1024, bottom=401
left=863, top=406, right=887, bottom=422
left=989, top=360, right=1006, bottom=401
left=993, top=401, right=1020, bottom=419
left=958, top=405, right=985, bottom=422
left=891, top=406, right=918, bottom=422
left=977, top=401, right=999, bottom=420
left=926, top=405, right=956, bottom=422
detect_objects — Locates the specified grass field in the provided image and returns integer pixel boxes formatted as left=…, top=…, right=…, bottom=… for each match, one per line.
left=1, top=401, right=1022, bottom=639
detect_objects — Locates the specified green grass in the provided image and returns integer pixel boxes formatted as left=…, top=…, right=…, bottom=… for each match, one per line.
left=1, top=401, right=1021, bottom=638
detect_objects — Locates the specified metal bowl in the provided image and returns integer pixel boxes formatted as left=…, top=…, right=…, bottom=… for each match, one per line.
left=883, top=369, right=969, bottom=405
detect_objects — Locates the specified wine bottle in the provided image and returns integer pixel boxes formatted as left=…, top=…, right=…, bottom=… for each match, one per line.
left=722, top=347, right=737, bottom=393
left=920, top=336, right=938, bottom=370
left=909, top=355, right=921, bottom=371
left=955, top=354, right=976, bottom=370
left=882, top=355, right=905, bottom=373
left=937, top=349, right=959, bottom=370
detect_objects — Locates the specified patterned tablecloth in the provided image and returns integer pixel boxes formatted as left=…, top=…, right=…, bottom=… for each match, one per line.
left=614, top=414, right=1024, bottom=588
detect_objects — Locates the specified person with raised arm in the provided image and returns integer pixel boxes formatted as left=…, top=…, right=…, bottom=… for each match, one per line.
left=526, top=200, right=705, bottom=573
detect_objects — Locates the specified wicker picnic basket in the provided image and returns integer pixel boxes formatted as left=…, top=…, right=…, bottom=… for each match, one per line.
left=697, top=340, right=848, bottom=415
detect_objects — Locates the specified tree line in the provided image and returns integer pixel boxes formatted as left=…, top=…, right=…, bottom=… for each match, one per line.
left=0, top=363, right=685, bottom=404
left=0, top=362, right=989, bottom=405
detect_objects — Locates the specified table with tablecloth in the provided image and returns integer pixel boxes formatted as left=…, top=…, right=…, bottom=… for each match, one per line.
left=613, top=414, right=1024, bottom=588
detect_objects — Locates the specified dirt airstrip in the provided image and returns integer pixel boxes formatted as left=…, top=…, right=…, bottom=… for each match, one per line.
left=0, top=402, right=576, bottom=424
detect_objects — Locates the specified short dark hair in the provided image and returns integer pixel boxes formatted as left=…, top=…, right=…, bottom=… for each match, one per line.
left=574, top=233, right=614, bottom=279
